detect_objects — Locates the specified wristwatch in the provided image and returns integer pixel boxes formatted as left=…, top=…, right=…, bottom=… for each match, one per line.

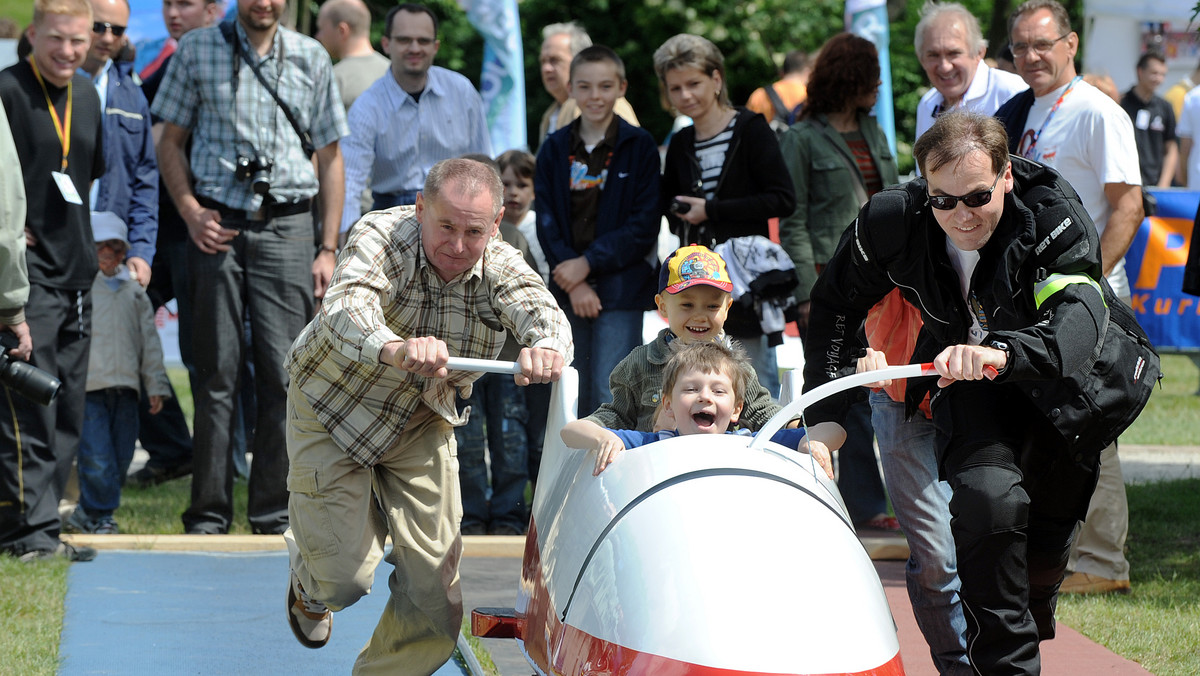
left=987, top=339, right=1011, bottom=376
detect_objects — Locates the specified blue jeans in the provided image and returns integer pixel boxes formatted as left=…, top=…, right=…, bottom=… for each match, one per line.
left=870, top=390, right=970, bottom=675
left=455, top=374, right=530, bottom=531
left=78, top=388, right=140, bottom=518
left=836, top=399, right=888, bottom=525
left=566, top=308, right=643, bottom=418
left=736, top=333, right=780, bottom=398
left=184, top=211, right=314, bottom=534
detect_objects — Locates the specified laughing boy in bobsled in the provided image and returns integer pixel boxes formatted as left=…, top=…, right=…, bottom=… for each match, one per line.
left=583, top=245, right=785, bottom=435
left=563, top=341, right=845, bottom=476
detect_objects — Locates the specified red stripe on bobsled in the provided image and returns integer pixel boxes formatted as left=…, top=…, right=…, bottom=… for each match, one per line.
left=553, top=623, right=905, bottom=676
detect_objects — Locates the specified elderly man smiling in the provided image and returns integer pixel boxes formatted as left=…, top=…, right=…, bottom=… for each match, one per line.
left=913, top=1, right=1026, bottom=142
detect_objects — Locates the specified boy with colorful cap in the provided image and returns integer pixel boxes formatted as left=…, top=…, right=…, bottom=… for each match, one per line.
left=584, top=245, right=782, bottom=434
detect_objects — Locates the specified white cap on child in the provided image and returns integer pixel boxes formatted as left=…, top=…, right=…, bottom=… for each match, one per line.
left=91, top=211, right=129, bottom=246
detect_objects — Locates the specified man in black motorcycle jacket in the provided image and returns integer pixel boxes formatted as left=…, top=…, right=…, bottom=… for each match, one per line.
left=801, top=111, right=1158, bottom=675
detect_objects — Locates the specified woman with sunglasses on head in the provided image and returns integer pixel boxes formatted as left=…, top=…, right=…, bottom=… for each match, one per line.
left=777, top=32, right=899, bottom=537
left=654, top=33, right=795, bottom=396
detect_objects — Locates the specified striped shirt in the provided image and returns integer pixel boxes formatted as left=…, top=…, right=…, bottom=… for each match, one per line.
left=285, top=207, right=573, bottom=466
left=341, top=66, right=491, bottom=232
left=843, top=131, right=884, bottom=196
left=150, top=21, right=348, bottom=211
left=694, top=117, right=736, bottom=198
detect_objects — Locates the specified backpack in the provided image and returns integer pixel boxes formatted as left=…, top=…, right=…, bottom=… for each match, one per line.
left=765, top=84, right=804, bottom=137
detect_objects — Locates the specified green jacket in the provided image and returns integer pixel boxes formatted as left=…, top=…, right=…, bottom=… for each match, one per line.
left=779, top=111, right=898, bottom=303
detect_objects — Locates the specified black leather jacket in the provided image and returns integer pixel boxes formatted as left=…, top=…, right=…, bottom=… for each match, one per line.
left=802, top=156, right=1156, bottom=461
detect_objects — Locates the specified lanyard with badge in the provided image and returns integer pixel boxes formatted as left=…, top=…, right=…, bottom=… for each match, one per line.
left=30, top=58, right=84, bottom=205
left=1020, top=75, right=1081, bottom=161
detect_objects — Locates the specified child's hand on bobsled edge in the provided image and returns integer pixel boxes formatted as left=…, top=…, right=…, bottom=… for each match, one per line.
left=592, top=433, right=627, bottom=476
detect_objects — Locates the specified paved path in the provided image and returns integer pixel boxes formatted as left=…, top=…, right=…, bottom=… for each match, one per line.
left=58, top=538, right=1156, bottom=675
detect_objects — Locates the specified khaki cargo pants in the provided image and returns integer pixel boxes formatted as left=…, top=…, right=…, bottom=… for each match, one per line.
left=284, top=382, right=463, bottom=675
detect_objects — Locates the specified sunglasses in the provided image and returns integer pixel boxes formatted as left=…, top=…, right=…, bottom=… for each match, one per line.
left=927, top=168, right=1005, bottom=211
left=92, top=21, right=126, bottom=37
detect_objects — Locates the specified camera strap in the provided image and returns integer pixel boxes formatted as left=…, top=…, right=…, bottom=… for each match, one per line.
left=220, top=20, right=315, bottom=159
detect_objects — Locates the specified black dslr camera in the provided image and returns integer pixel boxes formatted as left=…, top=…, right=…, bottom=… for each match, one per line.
left=235, top=154, right=273, bottom=195
left=0, top=333, right=61, bottom=406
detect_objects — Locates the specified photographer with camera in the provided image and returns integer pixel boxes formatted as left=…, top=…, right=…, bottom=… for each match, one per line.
left=152, top=0, right=347, bottom=535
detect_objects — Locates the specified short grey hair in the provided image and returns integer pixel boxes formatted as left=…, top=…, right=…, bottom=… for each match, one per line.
left=542, top=21, right=592, bottom=57
left=1010, top=0, right=1072, bottom=37
left=914, top=1, right=987, bottom=56
left=424, top=158, right=503, bottom=218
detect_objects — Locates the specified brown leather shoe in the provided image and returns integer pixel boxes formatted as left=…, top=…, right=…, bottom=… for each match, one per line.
left=287, top=571, right=332, bottom=648
left=1060, top=571, right=1132, bottom=595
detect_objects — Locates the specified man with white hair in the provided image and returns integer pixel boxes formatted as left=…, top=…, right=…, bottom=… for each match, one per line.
left=914, top=1, right=1027, bottom=142
left=536, top=21, right=638, bottom=148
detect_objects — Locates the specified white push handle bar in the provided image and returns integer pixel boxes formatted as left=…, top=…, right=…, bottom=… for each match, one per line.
left=750, top=363, right=943, bottom=450
left=444, top=357, right=522, bottom=375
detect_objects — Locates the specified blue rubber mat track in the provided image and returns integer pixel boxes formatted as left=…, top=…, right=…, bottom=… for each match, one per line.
left=59, top=550, right=469, bottom=675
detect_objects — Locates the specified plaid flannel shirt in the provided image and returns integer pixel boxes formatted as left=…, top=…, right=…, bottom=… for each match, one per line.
left=584, top=327, right=781, bottom=432
left=285, top=207, right=573, bottom=466
left=150, top=21, right=347, bottom=211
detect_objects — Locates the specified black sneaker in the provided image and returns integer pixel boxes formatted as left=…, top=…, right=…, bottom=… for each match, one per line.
left=19, top=541, right=98, bottom=563
left=128, top=462, right=193, bottom=488
left=62, top=507, right=93, bottom=534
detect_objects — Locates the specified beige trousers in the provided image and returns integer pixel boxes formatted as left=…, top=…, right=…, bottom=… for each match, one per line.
left=284, top=383, right=464, bottom=675
left=1068, top=439, right=1130, bottom=580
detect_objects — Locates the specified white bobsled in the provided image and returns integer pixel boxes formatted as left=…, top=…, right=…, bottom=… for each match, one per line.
left=463, top=358, right=935, bottom=675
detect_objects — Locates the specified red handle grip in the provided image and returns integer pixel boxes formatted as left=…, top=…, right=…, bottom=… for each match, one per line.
left=918, top=363, right=1000, bottom=380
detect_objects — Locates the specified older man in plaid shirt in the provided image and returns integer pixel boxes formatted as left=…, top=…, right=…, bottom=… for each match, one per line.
left=151, top=0, right=347, bottom=536
left=281, top=158, right=572, bottom=673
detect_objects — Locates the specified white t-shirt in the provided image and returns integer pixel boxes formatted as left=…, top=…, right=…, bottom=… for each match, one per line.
left=915, top=62, right=1028, bottom=141
left=945, top=240, right=986, bottom=345
left=514, top=209, right=549, bottom=283
left=1015, top=79, right=1142, bottom=297
left=1175, top=86, right=1200, bottom=189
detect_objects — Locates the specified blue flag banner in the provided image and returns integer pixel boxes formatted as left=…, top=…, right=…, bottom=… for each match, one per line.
left=845, top=0, right=896, bottom=156
left=461, top=0, right=527, bottom=154
left=1124, top=188, right=1200, bottom=351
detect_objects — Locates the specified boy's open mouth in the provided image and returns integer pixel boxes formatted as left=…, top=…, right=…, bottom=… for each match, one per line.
left=692, top=411, right=716, bottom=426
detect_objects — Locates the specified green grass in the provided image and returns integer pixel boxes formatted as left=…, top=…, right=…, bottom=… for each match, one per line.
left=1058, top=478, right=1200, bottom=676
left=1122, top=353, right=1200, bottom=446
left=0, top=556, right=68, bottom=676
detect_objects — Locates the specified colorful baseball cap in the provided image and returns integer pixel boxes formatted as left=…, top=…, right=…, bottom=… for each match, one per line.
left=658, top=245, right=733, bottom=295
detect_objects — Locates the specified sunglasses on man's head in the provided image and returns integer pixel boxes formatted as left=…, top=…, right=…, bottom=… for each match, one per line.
left=92, top=21, right=126, bottom=37
left=927, top=168, right=1004, bottom=211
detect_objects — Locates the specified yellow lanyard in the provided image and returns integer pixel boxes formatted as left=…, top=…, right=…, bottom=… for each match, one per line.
left=29, top=58, right=72, bottom=172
